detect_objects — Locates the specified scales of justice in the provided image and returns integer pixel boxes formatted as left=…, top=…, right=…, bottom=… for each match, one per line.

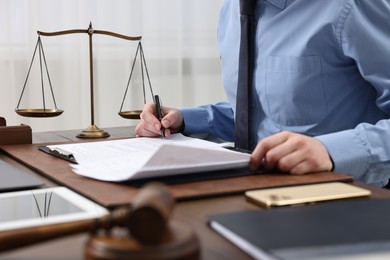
left=15, top=23, right=156, bottom=138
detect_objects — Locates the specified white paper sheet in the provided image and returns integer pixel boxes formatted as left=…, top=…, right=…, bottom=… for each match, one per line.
left=47, top=134, right=251, bottom=182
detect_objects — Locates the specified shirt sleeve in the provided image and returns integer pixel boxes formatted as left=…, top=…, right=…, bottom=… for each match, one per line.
left=180, top=101, right=235, bottom=142
left=317, top=0, right=390, bottom=187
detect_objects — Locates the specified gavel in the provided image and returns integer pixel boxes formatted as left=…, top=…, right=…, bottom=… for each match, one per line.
left=0, top=182, right=199, bottom=259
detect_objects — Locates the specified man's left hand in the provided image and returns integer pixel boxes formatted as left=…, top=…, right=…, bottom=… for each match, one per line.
left=249, top=131, right=333, bottom=174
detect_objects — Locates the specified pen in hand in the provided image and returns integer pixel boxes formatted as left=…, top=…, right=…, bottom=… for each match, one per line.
left=154, top=95, right=166, bottom=138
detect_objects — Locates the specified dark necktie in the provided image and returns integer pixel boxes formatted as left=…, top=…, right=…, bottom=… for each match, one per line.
left=234, top=0, right=256, bottom=150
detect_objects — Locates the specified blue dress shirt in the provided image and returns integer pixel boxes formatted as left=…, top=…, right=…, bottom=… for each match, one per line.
left=181, top=0, right=390, bottom=186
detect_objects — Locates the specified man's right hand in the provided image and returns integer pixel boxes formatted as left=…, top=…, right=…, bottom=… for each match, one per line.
left=135, top=102, right=184, bottom=137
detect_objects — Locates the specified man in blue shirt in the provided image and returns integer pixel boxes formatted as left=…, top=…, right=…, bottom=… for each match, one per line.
left=136, top=0, right=390, bottom=187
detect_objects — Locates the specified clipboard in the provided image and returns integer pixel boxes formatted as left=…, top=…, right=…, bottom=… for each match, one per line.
left=38, top=146, right=78, bottom=164
left=1, top=142, right=354, bottom=208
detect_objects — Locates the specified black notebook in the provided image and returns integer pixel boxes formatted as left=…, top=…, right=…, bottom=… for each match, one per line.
left=0, top=159, right=43, bottom=192
left=209, top=199, right=390, bottom=260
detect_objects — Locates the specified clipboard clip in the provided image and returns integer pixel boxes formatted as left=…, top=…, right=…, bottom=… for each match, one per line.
left=38, top=146, right=78, bottom=164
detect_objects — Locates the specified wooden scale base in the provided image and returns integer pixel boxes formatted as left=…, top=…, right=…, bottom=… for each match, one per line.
left=85, top=222, right=200, bottom=260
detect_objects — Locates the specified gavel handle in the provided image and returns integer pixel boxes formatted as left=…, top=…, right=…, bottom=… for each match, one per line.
left=0, top=216, right=110, bottom=252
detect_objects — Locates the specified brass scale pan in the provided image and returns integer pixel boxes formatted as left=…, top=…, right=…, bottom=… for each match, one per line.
left=15, top=108, right=63, bottom=118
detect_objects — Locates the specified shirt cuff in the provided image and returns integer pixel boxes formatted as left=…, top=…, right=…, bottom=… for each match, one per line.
left=180, top=107, right=211, bottom=135
left=316, top=129, right=370, bottom=180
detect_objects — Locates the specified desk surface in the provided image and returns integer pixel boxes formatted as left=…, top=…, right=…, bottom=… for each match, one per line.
left=1, top=127, right=390, bottom=260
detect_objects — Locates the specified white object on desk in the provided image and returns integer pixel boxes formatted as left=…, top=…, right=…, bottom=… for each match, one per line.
left=0, top=187, right=108, bottom=231
left=47, top=134, right=251, bottom=182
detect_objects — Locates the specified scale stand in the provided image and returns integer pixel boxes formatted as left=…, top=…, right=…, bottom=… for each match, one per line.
left=16, top=23, right=154, bottom=139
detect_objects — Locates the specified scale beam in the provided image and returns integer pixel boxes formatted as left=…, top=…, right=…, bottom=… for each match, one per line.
left=38, top=29, right=142, bottom=42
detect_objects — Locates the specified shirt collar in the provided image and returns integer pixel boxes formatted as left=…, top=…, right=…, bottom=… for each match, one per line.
left=266, top=0, right=287, bottom=9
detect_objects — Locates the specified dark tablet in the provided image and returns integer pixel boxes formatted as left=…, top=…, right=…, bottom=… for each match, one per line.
left=0, top=159, right=43, bottom=192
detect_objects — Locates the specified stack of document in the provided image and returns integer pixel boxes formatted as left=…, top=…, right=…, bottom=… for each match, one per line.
left=47, top=134, right=251, bottom=182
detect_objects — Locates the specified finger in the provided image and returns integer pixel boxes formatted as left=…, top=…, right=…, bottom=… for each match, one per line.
left=249, top=144, right=266, bottom=170
left=275, top=149, right=306, bottom=173
left=136, top=122, right=173, bottom=138
left=161, top=108, right=184, bottom=133
left=264, top=138, right=298, bottom=170
left=163, top=128, right=171, bottom=137
left=250, top=139, right=277, bottom=170
left=250, top=132, right=290, bottom=170
left=135, top=126, right=160, bottom=137
left=288, top=153, right=332, bottom=175
left=135, top=120, right=161, bottom=137
left=160, top=109, right=176, bottom=129
left=140, top=102, right=156, bottom=115
left=289, top=162, right=313, bottom=175
left=278, top=144, right=332, bottom=174
left=287, top=156, right=320, bottom=175
left=140, top=104, right=162, bottom=132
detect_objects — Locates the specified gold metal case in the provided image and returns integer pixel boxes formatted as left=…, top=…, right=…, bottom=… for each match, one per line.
left=245, top=182, right=371, bottom=208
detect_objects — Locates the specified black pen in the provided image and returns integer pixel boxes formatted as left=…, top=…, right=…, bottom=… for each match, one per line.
left=154, top=95, right=166, bottom=138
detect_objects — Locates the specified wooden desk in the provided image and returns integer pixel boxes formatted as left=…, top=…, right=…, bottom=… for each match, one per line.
left=1, top=127, right=390, bottom=260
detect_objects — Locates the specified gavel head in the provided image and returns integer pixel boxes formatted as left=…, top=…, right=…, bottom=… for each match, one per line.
left=87, top=183, right=200, bottom=260
left=111, top=182, right=175, bottom=245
